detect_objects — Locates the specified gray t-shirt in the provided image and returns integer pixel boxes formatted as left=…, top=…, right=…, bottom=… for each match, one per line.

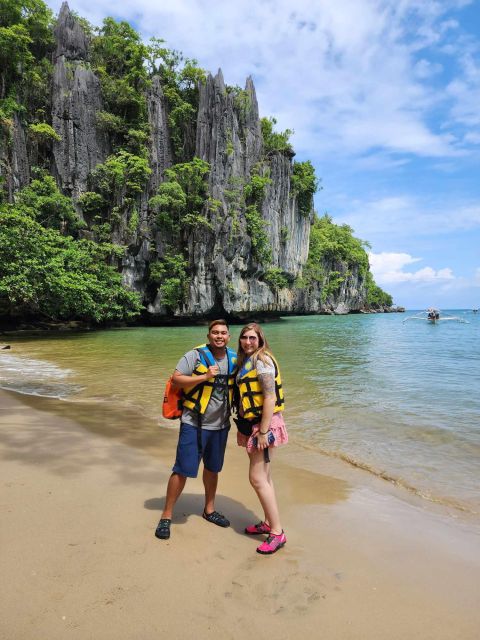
left=256, top=356, right=275, bottom=378
left=176, top=349, right=231, bottom=430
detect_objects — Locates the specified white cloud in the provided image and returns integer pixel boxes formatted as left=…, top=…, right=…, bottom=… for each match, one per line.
left=46, top=0, right=478, bottom=162
left=464, top=132, right=480, bottom=144
left=413, top=58, right=443, bottom=79
left=369, top=252, right=421, bottom=273
left=369, top=252, right=455, bottom=284
left=336, top=194, right=480, bottom=238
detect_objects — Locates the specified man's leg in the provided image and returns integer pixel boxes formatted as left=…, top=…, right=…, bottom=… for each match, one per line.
left=164, top=423, right=201, bottom=517
left=201, top=428, right=230, bottom=527
left=161, top=472, right=187, bottom=519
left=156, top=424, right=199, bottom=539
left=203, top=468, right=218, bottom=515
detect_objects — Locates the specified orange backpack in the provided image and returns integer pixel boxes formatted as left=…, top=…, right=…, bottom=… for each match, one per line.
left=162, top=376, right=183, bottom=419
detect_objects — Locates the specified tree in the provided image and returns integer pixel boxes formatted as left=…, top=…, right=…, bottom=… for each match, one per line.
left=0, top=211, right=142, bottom=322
left=13, top=172, right=83, bottom=233
left=149, top=157, right=211, bottom=232
left=149, top=251, right=189, bottom=309
left=365, top=271, right=393, bottom=308
left=260, top=117, right=294, bottom=155
left=306, top=214, right=370, bottom=275
left=291, top=160, right=319, bottom=216
left=0, top=0, right=53, bottom=101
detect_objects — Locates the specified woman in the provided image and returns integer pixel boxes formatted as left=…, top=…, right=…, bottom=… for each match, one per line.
left=235, top=322, right=288, bottom=554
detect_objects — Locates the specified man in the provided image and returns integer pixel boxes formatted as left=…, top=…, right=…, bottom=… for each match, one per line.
left=155, top=319, right=237, bottom=540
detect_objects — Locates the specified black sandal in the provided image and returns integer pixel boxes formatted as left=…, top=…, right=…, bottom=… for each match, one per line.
left=202, top=510, right=230, bottom=528
left=155, top=518, right=171, bottom=539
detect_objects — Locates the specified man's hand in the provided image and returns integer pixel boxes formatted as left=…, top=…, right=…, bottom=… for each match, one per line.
left=205, top=365, right=219, bottom=379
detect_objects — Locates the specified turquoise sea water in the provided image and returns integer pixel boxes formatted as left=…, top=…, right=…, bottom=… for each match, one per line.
left=1, top=311, right=479, bottom=513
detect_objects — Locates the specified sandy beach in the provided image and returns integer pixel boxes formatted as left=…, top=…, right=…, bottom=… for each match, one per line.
left=1, top=388, right=479, bottom=640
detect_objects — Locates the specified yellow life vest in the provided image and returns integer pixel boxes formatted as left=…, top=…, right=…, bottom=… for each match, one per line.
left=182, top=344, right=237, bottom=415
left=236, top=354, right=284, bottom=420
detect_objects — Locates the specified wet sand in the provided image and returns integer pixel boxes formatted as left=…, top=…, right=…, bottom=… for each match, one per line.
left=1, top=389, right=479, bottom=639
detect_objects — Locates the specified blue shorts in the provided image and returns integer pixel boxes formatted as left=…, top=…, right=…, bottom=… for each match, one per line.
left=172, top=423, right=230, bottom=478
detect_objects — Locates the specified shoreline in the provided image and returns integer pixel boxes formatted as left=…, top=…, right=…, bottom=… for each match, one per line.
left=0, top=307, right=406, bottom=336
left=1, top=388, right=479, bottom=639
left=1, top=382, right=477, bottom=518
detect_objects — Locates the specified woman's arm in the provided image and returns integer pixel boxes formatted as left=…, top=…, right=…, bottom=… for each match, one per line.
left=257, top=372, right=276, bottom=448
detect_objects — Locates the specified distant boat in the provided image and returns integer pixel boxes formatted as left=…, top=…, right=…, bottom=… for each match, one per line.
left=473, top=309, right=478, bottom=313
left=403, top=308, right=469, bottom=324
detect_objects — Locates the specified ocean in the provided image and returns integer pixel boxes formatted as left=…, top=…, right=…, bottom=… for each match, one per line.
left=1, top=311, right=479, bottom=514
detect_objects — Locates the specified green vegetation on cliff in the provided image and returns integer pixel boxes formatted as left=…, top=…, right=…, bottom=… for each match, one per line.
left=365, top=271, right=393, bottom=308
left=148, top=157, right=214, bottom=308
left=0, top=0, right=53, bottom=122
left=306, top=214, right=370, bottom=277
left=2, top=3, right=146, bottom=324
left=91, top=17, right=150, bottom=145
left=243, top=167, right=273, bottom=264
left=155, top=50, right=206, bottom=161
left=78, top=151, right=151, bottom=244
left=260, top=117, right=294, bottom=156
left=0, top=180, right=142, bottom=323
left=291, top=161, right=319, bottom=217
left=149, top=252, right=189, bottom=310
left=14, top=171, right=82, bottom=233
left=91, top=21, right=206, bottom=161
left=149, top=157, right=212, bottom=233
left=264, top=267, right=291, bottom=291
left=301, top=214, right=391, bottom=306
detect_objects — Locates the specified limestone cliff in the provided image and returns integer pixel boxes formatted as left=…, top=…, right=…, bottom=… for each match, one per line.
left=51, top=3, right=110, bottom=201
left=0, top=3, right=387, bottom=322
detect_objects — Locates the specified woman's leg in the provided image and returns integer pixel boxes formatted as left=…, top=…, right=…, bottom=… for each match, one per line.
left=248, top=447, right=282, bottom=534
left=262, top=453, right=274, bottom=525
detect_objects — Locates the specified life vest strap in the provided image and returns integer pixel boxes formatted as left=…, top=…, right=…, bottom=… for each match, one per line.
left=242, top=380, right=259, bottom=410
left=237, top=354, right=285, bottom=417
left=182, top=345, right=236, bottom=416
left=274, top=382, right=283, bottom=407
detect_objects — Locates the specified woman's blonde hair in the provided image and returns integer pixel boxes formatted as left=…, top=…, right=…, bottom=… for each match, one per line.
left=236, top=322, right=274, bottom=370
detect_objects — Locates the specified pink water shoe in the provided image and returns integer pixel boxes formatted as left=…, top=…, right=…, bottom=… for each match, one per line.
left=245, top=521, right=271, bottom=535
left=256, top=531, right=286, bottom=555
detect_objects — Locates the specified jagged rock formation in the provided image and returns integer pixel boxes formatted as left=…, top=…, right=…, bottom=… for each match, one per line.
left=7, top=115, right=30, bottom=198
left=147, top=76, right=173, bottom=193
left=147, top=69, right=321, bottom=318
left=51, top=3, right=109, bottom=201
left=1, top=3, right=379, bottom=322
left=120, top=79, right=173, bottom=298
left=295, top=265, right=366, bottom=314
left=0, top=115, right=30, bottom=201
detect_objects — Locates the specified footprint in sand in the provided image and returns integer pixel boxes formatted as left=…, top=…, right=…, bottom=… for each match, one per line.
left=225, top=558, right=335, bottom=615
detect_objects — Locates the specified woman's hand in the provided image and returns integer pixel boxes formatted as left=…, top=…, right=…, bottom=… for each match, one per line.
left=256, top=431, right=270, bottom=449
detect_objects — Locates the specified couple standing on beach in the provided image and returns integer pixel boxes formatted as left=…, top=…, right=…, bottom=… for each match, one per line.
left=155, top=319, right=288, bottom=555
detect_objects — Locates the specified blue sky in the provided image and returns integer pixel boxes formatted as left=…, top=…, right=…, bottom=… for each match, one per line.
left=47, top=0, right=480, bottom=309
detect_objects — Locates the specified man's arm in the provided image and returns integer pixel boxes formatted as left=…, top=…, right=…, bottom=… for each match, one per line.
left=171, top=366, right=218, bottom=388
